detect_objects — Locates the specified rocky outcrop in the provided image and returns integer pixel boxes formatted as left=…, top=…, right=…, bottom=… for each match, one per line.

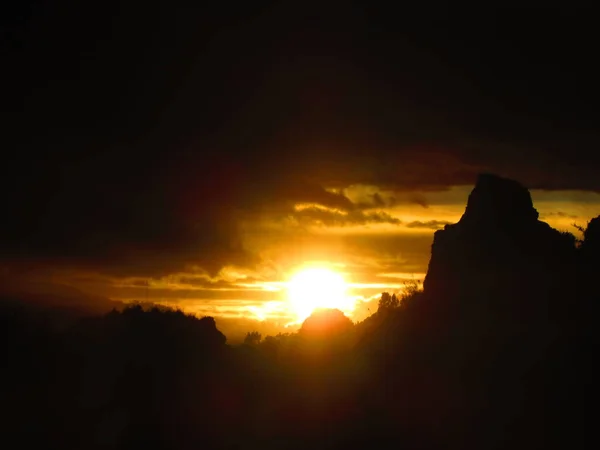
left=581, top=216, right=600, bottom=265
left=415, top=174, right=597, bottom=448
left=362, top=173, right=598, bottom=450
left=423, top=173, right=577, bottom=320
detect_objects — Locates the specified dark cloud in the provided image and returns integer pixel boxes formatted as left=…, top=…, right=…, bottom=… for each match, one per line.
left=2, top=5, right=600, bottom=277
left=354, top=192, right=400, bottom=210
left=291, top=207, right=401, bottom=227
left=109, top=286, right=285, bottom=303
left=408, top=193, right=429, bottom=209
left=540, top=211, right=579, bottom=220
left=176, top=277, right=239, bottom=289
left=371, top=193, right=386, bottom=208
left=405, top=220, right=453, bottom=230
left=256, top=181, right=356, bottom=212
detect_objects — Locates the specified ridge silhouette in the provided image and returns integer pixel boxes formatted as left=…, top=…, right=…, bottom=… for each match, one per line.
left=1, top=173, right=598, bottom=450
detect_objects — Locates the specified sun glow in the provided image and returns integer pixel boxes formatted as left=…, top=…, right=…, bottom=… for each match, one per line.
left=287, top=267, right=354, bottom=322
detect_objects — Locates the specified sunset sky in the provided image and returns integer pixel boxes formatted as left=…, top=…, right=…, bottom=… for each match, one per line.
left=2, top=5, right=600, bottom=336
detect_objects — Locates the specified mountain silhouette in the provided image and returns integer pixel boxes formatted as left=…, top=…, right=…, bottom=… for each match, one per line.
left=424, top=173, right=577, bottom=308
left=408, top=173, right=597, bottom=449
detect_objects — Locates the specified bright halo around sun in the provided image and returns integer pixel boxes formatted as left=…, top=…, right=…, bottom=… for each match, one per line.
left=287, top=267, right=353, bottom=322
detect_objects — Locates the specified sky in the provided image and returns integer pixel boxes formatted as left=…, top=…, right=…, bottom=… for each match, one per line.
left=2, top=4, right=600, bottom=336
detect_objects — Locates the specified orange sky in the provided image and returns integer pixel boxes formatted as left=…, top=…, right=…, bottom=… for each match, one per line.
left=40, top=184, right=598, bottom=338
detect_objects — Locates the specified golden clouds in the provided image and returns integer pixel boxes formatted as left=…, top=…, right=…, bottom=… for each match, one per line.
left=12, top=182, right=599, bottom=340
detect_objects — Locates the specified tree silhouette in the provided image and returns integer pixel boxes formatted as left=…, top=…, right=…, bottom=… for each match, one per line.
left=377, top=292, right=399, bottom=312
left=399, top=279, right=423, bottom=310
left=243, top=331, right=262, bottom=345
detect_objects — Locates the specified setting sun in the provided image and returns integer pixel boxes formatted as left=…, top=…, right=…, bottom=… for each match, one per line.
left=287, top=267, right=354, bottom=322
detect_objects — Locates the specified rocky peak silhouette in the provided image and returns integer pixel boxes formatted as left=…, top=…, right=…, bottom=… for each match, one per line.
left=423, top=173, right=577, bottom=320
left=461, top=173, right=539, bottom=227
left=579, top=216, right=600, bottom=318
left=582, top=216, right=600, bottom=262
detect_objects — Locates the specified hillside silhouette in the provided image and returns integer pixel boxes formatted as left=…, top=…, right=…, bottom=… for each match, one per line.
left=1, top=173, right=598, bottom=450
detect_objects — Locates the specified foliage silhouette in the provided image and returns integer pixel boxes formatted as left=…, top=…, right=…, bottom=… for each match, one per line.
left=377, top=292, right=399, bottom=311
left=243, top=330, right=262, bottom=345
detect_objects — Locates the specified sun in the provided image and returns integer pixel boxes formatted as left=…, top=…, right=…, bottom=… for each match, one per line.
left=287, top=267, right=353, bottom=322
